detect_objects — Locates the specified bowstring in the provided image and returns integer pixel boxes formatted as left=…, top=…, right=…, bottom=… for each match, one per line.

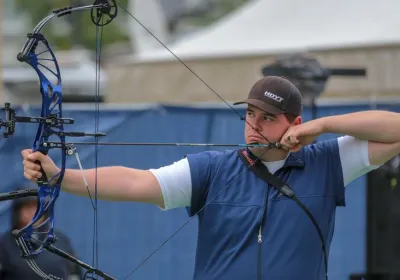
left=92, top=12, right=104, bottom=278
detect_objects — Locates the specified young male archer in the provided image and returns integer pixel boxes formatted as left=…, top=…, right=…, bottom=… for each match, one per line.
left=21, top=76, right=400, bottom=279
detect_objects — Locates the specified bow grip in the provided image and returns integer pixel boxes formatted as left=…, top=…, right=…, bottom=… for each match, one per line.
left=35, top=150, right=49, bottom=185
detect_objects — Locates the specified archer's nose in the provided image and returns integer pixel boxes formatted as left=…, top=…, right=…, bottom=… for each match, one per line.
left=251, top=119, right=262, bottom=132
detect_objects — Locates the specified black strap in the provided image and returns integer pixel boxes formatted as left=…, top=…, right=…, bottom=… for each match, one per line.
left=237, top=149, right=295, bottom=198
left=238, top=149, right=329, bottom=280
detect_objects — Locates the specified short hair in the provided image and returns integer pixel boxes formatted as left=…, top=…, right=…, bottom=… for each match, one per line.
left=284, top=113, right=298, bottom=123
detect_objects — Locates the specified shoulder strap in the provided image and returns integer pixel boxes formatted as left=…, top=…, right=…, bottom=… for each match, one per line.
left=237, top=150, right=329, bottom=279
left=237, top=149, right=295, bottom=198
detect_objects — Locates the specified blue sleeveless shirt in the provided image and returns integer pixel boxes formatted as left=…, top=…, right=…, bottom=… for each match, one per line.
left=186, top=138, right=345, bottom=280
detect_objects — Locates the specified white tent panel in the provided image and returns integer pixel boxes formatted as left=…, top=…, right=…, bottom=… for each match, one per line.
left=132, top=0, right=400, bottom=62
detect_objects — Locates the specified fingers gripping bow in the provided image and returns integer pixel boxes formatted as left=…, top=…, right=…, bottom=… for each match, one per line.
left=0, top=1, right=117, bottom=279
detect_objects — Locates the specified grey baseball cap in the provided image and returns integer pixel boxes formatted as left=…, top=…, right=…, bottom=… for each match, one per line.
left=234, top=76, right=303, bottom=116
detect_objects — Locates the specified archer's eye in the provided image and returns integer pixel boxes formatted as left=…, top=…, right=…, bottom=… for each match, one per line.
left=247, top=111, right=254, bottom=117
left=264, top=115, right=275, bottom=121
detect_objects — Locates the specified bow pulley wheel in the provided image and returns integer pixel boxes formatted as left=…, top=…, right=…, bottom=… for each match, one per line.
left=91, top=0, right=118, bottom=26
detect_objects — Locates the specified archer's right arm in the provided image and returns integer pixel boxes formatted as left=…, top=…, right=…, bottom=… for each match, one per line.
left=21, top=149, right=165, bottom=208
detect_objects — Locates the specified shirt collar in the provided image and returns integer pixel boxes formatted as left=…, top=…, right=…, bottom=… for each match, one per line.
left=245, top=148, right=305, bottom=169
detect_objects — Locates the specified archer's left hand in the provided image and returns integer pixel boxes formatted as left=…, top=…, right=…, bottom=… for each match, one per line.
left=280, top=119, right=325, bottom=152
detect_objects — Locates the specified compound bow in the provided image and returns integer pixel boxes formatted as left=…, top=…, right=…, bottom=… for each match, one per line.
left=0, top=0, right=117, bottom=279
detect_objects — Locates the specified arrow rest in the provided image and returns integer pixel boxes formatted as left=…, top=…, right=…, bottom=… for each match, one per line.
left=91, top=0, right=118, bottom=26
left=65, top=144, right=76, bottom=156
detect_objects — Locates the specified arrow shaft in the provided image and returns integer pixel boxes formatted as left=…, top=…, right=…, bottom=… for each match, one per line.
left=45, top=142, right=272, bottom=148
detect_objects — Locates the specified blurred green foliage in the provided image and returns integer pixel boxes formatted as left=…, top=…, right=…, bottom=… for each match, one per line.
left=13, top=0, right=249, bottom=51
left=14, top=0, right=130, bottom=50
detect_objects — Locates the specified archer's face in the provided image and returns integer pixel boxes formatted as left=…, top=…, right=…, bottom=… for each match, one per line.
left=244, top=104, right=298, bottom=146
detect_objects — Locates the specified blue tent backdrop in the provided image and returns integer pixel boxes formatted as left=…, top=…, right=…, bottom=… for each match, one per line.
left=0, top=101, right=399, bottom=280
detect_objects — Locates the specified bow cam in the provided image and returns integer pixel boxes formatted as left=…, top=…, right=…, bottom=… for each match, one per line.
left=91, top=0, right=118, bottom=26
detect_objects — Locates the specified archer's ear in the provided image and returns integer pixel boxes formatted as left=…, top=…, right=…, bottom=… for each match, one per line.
left=294, top=116, right=303, bottom=125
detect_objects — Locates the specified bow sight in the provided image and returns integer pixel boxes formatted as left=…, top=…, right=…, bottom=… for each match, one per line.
left=0, top=102, right=74, bottom=138
left=0, top=102, right=105, bottom=144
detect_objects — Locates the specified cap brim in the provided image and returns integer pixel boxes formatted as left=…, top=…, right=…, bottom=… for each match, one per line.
left=233, top=99, right=285, bottom=115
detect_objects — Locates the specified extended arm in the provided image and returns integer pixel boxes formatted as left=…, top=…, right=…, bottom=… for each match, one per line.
left=21, top=149, right=165, bottom=208
left=61, top=167, right=163, bottom=205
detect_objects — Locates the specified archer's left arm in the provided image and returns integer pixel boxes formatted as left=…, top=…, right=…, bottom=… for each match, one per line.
left=322, top=110, right=400, bottom=165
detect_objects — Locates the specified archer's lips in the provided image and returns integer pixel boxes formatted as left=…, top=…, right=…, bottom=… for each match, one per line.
left=248, top=136, right=265, bottom=142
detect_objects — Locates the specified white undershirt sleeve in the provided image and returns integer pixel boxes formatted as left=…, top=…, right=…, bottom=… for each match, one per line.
left=338, top=135, right=381, bottom=186
left=149, top=158, right=192, bottom=210
left=150, top=136, right=380, bottom=209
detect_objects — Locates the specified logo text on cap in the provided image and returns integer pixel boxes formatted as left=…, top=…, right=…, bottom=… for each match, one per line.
left=264, top=91, right=284, bottom=103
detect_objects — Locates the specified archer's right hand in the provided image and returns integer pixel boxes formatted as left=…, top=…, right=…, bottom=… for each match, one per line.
left=21, top=149, right=60, bottom=182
